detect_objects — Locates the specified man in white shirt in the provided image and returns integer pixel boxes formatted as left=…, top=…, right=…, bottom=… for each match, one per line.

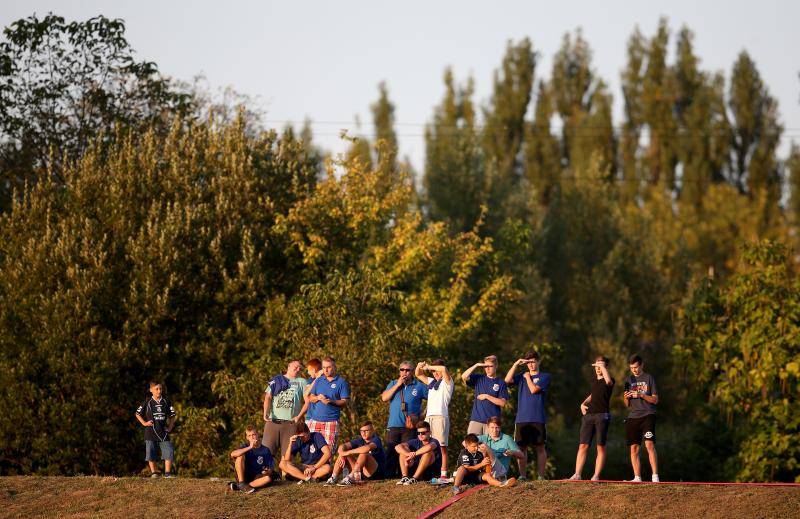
left=415, top=359, right=454, bottom=480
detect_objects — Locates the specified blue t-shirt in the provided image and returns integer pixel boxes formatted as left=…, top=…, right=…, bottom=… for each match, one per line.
left=405, top=437, right=441, bottom=465
left=467, top=374, right=510, bottom=423
left=350, top=435, right=386, bottom=472
left=240, top=444, right=274, bottom=476
left=512, top=372, right=550, bottom=423
left=291, top=432, right=328, bottom=465
left=309, top=375, right=351, bottom=422
left=385, top=380, right=429, bottom=428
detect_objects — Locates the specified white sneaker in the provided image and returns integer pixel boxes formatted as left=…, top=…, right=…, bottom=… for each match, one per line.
left=629, top=476, right=642, bottom=482
left=590, top=475, right=600, bottom=482
left=652, top=474, right=660, bottom=483
left=396, top=477, right=410, bottom=485
left=323, top=476, right=338, bottom=486
left=568, top=474, right=581, bottom=481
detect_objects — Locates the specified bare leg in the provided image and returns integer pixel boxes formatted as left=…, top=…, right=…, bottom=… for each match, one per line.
left=593, top=445, right=606, bottom=479
left=453, top=465, right=467, bottom=486
left=164, top=460, right=172, bottom=473
left=517, top=450, right=528, bottom=478
left=574, top=443, right=589, bottom=476
left=249, top=473, right=273, bottom=488
left=331, top=454, right=348, bottom=478
left=536, top=445, right=547, bottom=478
left=279, top=460, right=308, bottom=481
left=148, top=461, right=158, bottom=474
left=412, top=452, right=434, bottom=480
left=312, top=463, right=332, bottom=479
left=234, top=456, right=246, bottom=483
left=630, top=444, right=641, bottom=478
left=355, top=452, right=378, bottom=477
left=440, top=446, right=448, bottom=475
left=399, top=456, right=410, bottom=478
left=644, top=441, right=658, bottom=475
left=482, top=472, right=504, bottom=487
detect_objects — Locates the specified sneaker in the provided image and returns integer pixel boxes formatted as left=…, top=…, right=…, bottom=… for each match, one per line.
left=228, top=481, right=240, bottom=491
left=451, top=485, right=462, bottom=495
left=396, top=477, right=410, bottom=485
left=517, top=476, right=527, bottom=483
left=403, top=477, right=418, bottom=485
left=163, top=473, right=175, bottom=479
left=324, top=476, right=338, bottom=486
left=337, top=475, right=355, bottom=486
left=590, top=475, right=600, bottom=482
left=629, top=476, right=642, bottom=483
left=652, top=474, right=660, bottom=483
left=150, top=472, right=160, bottom=478
left=502, top=477, right=518, bottom=488
left=240, top=483, right=255, bottom=494
left=568, top=474, right=581, bottom=481
left=537, top=475, right=546, bottom=481
left=296, top=478, right=310, bottom=485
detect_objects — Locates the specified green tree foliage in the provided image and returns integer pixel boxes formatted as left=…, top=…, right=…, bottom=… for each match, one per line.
left=676, top=241, right=800, bottom=482
left=788, top=143, right=800, bottom=228
left=0, top=14, right=192, bottom=210
left=524, top=81, right=561, bottom=204
left=371, top=81, right=398, bottom=173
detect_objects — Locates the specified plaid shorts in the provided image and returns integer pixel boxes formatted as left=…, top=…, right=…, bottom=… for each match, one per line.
left=306, top=419, right=339, bottom=451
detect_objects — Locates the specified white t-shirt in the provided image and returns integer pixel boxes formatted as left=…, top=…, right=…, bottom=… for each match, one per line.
left=424, top=377, right=454, bottom=418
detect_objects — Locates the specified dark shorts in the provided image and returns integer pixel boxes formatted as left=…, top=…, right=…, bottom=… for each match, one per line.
left=366, top=466, right=385, bottom=481
left=515, top=422, right=547, bottom=447
left=145, top=440, right=174, bottom=462
left=244, top=468, right=273, bottom=483
left=410, top=458, right=439, bottom=481
left=625, top=414, right=656, bottom=446
left=461, top=468, right=484, bottom=485
left=579, top=413, right=611, bottom=446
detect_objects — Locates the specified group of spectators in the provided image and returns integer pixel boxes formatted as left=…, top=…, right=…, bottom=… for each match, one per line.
left=135, top=352, right=660, bottom=494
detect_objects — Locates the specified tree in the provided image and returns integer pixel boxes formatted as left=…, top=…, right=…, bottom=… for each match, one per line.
left=524, top=81, right=561, bottom=205
left=788, top=143, right=800, bottom=228
left=371, top=81, right=398, bottom=173
left=0, top=14, right=192, bottom=210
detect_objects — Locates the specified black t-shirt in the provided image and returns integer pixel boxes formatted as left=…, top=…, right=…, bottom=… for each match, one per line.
left=587, top=377, right=615, bottom=414
left=457, top=448, right=485, bottom=467
left=136, top=397, right=176, bottom=442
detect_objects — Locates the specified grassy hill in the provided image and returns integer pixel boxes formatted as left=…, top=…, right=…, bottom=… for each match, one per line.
left=1, top=477, right=799, bottom=518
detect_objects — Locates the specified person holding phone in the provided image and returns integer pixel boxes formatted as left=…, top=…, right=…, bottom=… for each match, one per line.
left=623, top=354, right=660, bottom=483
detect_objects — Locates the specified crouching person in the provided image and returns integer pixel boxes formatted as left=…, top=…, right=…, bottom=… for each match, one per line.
left=452, top=433, right=517, bottom=495
left=325, top=420, right=386, bottom=486
left=279, top=422, right=332, bottom=483
left=395, top=421, right=441, bottom=485
left=229, top=425, right=275, bottom=494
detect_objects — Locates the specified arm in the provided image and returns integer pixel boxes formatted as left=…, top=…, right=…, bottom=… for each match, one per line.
left=343, top=442, right=374, bottom=456
left=395, top=443, right=411, bottom=455
left=283, top=436, right=298, bottom=462
left=135, top=413, right=153, bottom=427
left=504, top=359, right=525, bottom=384
left=580, top=393, right=591, bottom=415
left=381, top=380, right=404, bottom=402
left=314, top=445, right=332, bottom=468
left=230, top=444, right=254, bottom=458
left=592, top=361, right=613, bottom=385
left=640, top=393, right=659, bottom=405
left=461, top=363, right=484, bottom=385
left=477, top=394, right=507, bottom=407
left=415, top=362, right=430, bottom=384
left=166, top=415, right=177, bottom=433
left=329, top=397, right=349, bottom=407
left=522, top=372, right=542, bottom=394
left=426, top=363, right=452, bottom=384
left=263, top=391, right=273, bottom=421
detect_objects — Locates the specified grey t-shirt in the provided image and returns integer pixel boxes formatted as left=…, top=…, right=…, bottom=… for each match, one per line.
left=625, top=373, right=658, bottom=418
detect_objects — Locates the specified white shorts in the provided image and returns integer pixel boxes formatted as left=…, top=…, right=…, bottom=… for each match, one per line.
left=427, top=415, right=450, bottom=446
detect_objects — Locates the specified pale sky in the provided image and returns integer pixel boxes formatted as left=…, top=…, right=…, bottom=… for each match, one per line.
left=4, top=1, right=800, bottom=171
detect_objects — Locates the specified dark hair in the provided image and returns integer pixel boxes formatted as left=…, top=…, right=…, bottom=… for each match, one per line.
left=629, top=354, right=643, bottom=365
left=486, top=416, right=502, bottom=427
left=295, top=422, right=310, bottom=434
left=417, top=421, right=431, bottom=431
left=595, top=355, right=610, bottom=365
left=360, top=420, right=373, bottom=428
left=307, top=358, right=322, bottom=371
left=431, top=358, right=446, bottom=366
left=524, top=350, right=540, bottom=361
left=465, top=433, right=480, bottom=444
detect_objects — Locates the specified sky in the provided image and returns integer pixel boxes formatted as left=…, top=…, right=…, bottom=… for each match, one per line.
left=3, top=1, right=800, bottom=171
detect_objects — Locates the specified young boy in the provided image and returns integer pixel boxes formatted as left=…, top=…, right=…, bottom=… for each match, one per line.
left=324, top=420, right=386, bottom=486
left=229, top=425, right=275, bottom=494
left=279, top=422, right=333, bottom=483
left=452, top=434, right=516, bottom=495
left=135, top=381, right=177, bottom=478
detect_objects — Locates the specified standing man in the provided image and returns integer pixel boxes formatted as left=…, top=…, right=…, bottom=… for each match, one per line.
left=263, top=360, right=308, bottom=463
left=307, top=356, right=350, bottom=451
left=416, top=359, right=454, bottom=481
left=623, top=354, right=659, bottom=483
left=504, top=350, right=550, bottom=480
left=569, top=356, right=614, bottom=481
left=382, top=360, right=429, bottom=478
left=462, top=355, right=509, bottom=435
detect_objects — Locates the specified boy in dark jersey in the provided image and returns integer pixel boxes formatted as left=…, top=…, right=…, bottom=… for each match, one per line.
left=623, top=354, right=660, bottom=482
left=135, top=381, right=177, bottom=478
left=324, top=420, right=386, bottom=486
left=452, top=434, right=516, bottom=495
left=569, top=356, right=615, bottom=481
left=229, top=425, right=275, bottom=493
left=279, top=421, right=332, bottom=483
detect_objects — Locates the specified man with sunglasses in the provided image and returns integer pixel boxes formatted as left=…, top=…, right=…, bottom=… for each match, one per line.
left=324, top=420, right=386, bottom=486
left=395, top=421, right=441, bottom=485
left=382, top=360, right=429, bottom=478
left=505, top=350, right=550, bottom=480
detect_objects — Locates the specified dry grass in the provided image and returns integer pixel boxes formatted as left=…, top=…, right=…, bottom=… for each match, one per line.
left=1, top=477, right=799, bottom=519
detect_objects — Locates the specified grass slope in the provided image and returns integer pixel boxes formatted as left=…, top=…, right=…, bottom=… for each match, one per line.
left=1, top=477, right=799, bottom=518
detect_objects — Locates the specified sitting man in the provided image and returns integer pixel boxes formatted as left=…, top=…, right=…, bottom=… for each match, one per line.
left=452, top=433, right=517, bottom=495
left=477, top=416, right=524, bottom=482
left=394, top=421, right=441, bottom=485
left=325, top=420, right=386, bottom=486
left=278, top=422, right=332, bottom=484
left=229, top=425, right=275, bottom=494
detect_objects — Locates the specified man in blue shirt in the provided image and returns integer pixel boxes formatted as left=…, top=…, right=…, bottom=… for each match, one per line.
left=505, top=350, right=551, bottom=480
left=395, top=421, right=441, bottom=485
left=382, top=360, right=429, bottom=477
left=324, top=420, right=386, bottom=486
left=229, top=425, right=275, bottom=494
left=307, top=356, right=350, bottom=451
left=461, top=355, right=509, bottom=435
left=279, top=421, right=333, bottom=483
